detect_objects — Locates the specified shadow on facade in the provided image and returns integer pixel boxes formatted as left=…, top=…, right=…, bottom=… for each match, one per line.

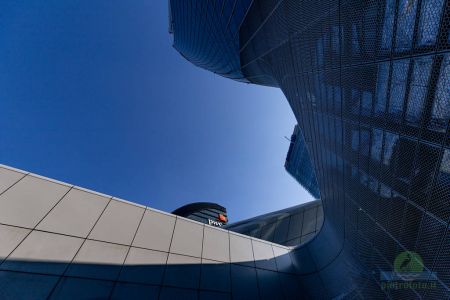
left=0, top=254, right=321, bottom=300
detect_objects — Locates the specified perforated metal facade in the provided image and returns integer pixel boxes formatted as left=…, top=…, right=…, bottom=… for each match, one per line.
left=171, top=0, right=450, bottom=298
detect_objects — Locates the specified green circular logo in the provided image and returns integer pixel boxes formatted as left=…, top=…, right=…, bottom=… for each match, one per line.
left=394, top=251, right=424, bottom=273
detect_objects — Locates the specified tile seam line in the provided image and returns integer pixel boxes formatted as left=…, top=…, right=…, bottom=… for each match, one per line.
left=157, top=215, right=178, bottom=299
left=0, top=268, right=234, bottom=295
left=0, top=172, right=29, bottom=198
left=107, top=207, right=147, bottom=299
left=45, top=196, right=114, bottom=300
left=0, top=185, right=74, bottom=271
left=1, top=222, right=294, bottom=270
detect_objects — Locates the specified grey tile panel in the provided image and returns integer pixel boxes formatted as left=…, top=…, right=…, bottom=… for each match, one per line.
left=66, top=239, right=128, bottom=280
left=49, top=277, right=114, bottom=300
left=230, top=264, right=259, bottom=300
left=119, top=247, right=167, bottom=285
left=37, top=188, right=110, bottom=238
left=272, top=246, right=295, bottom=274
left=0, top=224, right=30, bottom=263
left=132, top=209, right=176, bottom=252
left=159, top=286, right=198, bottom=300
left=0, top=175, right=70, bottom=228
left=256, top=269, right=283, bottom=300
left=202, top=226, right=230, bottom=262
left=88, top=199, right=144, bottom=245
left=0, top=167, right=25, bottom=195
left=0, top=164, right=300, bottom=298
left=252, top=239, right=277, bottom=271
left=111, top=282, right=160, bottom=299
left=199, top=290, right=231, bottom=300
left=1, top=231, right=83, bottom=275
left=169, top=217, right=203, bottom=257
left=229, top=233, right=255, bottom=267
left=0, top=270, right=59, bottom=300
left=163, top=253, right=201, bottom=289
left=200, top=259, right=231, bottom=292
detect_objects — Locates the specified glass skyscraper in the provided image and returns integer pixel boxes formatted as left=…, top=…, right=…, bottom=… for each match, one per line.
left=285, top=125, right=320, bottom=199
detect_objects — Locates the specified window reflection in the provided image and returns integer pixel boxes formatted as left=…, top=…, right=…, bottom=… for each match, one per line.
left=360, top=130, right=370, bottom=157
left=389, top=59, right=410, bottom=119
left=380, top=183, right=392, bottom=198
left=361, top=91, right=372, bottom=117
left=383, top=132, right=399, bottom=166
left=352, top=89, right=361, bottom=115
left=405, top=57, right=433, bottom=126
left=352, top=24, right=360, bottom=55
left=317, top=38, right=324, bottom=67
left=430, top=55, right=450, bottom=131
left=375, top=62, right=390, bottom=116
left=371, top=129, right=383, bottom=162
left=395, top=0, right=418, bottom=51
left=417, top=0, right=445, bottom=46
left=440, top=149, right=450, bottom=174
left=381, top=0, right=395, bottom=50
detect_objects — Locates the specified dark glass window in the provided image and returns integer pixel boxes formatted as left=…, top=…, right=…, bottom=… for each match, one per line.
left=360, top=129, right=371, bottom=157
left=352, top=129, right=359, bottom=152
left=361, top=91, right=373, bottom=117
left=395, top=0, right=418, bottom=51
left=430, top=55, right=450, bottom=131
left=417, top=0, right=445, bottom=46
left=375, top=62, right=390, bottom=116
left=381, top=0, right=395, bottom=51
left=383, top=132, right=399, bottom=166
left=389, top=59, right=410, bottom=119
left=371, top=129, right=383, bottom=161
left=405, top=57, right=433, bottom=126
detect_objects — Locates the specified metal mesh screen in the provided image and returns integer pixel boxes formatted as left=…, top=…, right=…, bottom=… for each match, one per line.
left=240, top=0, right=450, bottom=298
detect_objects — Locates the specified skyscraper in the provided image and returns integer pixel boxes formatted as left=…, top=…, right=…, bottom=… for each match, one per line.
left=285, top=125, right=320, bottom=199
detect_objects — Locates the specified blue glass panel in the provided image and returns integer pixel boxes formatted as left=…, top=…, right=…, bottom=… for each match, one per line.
left=371, top=129, right=383, bottom=162
left=395, top=0, right=418, bottom=51
left=405, top=56, right=432, bottom=126
left=351, top=130, right=359, bottom=152
left=361, top=91, right=373, bottom=116
left=430, top=55, right=450, bottom=131
left=417, top=0, right=445, bottom=46
left=389, top=59, right=410, bottom=119
left=383, top=132, right=399, bottom=166
left=381, top=0, right=395, bottom=50
left=360, top=129, right=370, bottom=157
left=375, top=62, right=390, bottom=116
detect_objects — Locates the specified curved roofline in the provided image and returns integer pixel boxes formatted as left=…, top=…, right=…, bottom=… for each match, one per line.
left=171, top=202, right=227, bottom=216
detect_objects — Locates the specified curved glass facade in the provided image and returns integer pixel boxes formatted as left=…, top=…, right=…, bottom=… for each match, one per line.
left=169, top=0, right=253, bottom=82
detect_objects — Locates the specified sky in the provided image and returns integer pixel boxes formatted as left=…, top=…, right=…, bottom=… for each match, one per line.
left=0, top=1, right=314, bottom=222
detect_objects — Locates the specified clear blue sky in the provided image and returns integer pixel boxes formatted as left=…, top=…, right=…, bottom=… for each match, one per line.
left=0, top=1, right=313, bottom=221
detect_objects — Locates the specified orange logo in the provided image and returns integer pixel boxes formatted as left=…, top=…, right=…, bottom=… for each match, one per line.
left=218, top=214, right=227, bottom=223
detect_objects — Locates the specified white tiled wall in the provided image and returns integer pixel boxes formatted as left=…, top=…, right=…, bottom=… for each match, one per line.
left=0, top=164, right=301, bottom=299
